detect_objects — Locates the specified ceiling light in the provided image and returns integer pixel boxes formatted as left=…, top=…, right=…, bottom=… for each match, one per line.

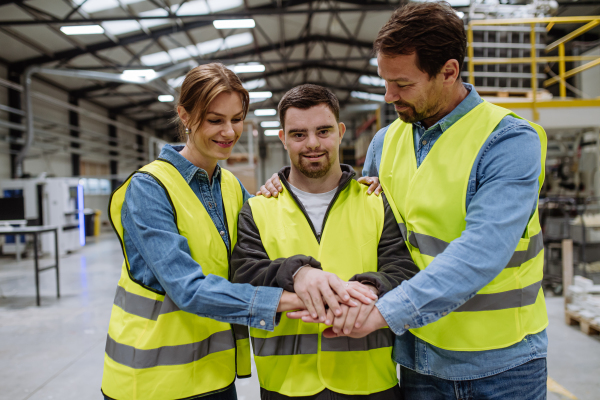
left=359, top=75, right=386, bottom=87
left=122, top=69, right=157, bottom=79
left=369, top=58, right=378, bottom=67
left=261, top=121, right=280, bottom=128
left=60, top=25, right=105, bottom=35
left=243, top=78, right=266, bottom=90
left=254, top=109, right=277, bottom=116
left=168, top=75, right=186, bottom=88
left=249, top=91, right=272, bottom=99
left=456, top=11, right=465, bottom=19
left=141, top=52, right=172, bottom=66
left=351, top=91, right=385, bottom=102
left=213, top=19, right=256, bottom=29
left=230, top=64, right=265, bottom=73
left=264, top=129, right=280, bottom=136
left=158, top=95, right=175, bottom=102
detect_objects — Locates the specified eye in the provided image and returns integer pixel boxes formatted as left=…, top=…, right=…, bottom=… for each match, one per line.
left=232, top=118, right=243, bottom=123
left=293, top=133, right=304, bottom=139
left=208, top=119, right=221, bottom=124
left=318, top=130, right=329, bottom=135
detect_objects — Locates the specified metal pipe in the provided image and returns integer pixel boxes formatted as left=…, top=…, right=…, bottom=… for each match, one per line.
left=13, top=61, right=196, bottom=176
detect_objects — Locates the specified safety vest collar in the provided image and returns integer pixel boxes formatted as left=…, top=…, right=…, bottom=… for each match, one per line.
left=276, top=164, right=356, bottom=243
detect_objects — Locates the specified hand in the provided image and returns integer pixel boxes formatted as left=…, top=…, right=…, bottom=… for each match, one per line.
left=290, top=283, right=378, bottom=334
left=323, top=306, right=387, bottom=339
left=256, top=173, right=283, bottom=197
left=293, top=268, right=377, bottom=323
left=357, top=176, right=382, bottom=196
left=276, top=290, right=305, bottom=312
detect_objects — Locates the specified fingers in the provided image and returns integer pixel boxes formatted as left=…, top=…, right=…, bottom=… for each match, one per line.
left=258, top=185, right=272, bottom=198
left=264, top=181, right=279, bottom=198
left=343, top=304, right=361, bottom=335
left=298, top=292, right=317, bottom=320
left=346, top=284, right=378, bottom=305
left=287, top=310, right=311, bottom=319
left=271, top=173, right=283, bottom=193
left=322, top=327, right=340, bottom=338
left=373, top=184, right=383, bottom=196
left=308, top=287, right=327, bottom=322
left=332, top=305, right=349, bottom=335
left=327, top=276, right=354, bottom=308
left=354, top=302, right=376, bottom=329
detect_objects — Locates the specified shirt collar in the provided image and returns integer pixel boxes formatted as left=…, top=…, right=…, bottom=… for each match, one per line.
left=414, top=82, right=483, bottom=134
left=157, top=144, right=221, bottom=184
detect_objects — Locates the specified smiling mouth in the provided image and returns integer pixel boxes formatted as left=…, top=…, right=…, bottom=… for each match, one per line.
left=302, top=153, right=326, bottom=160
left=213, top=140, right=234, bottom=148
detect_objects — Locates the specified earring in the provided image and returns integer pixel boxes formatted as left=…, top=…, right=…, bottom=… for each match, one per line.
left=185, top=127, right=190, bottom=135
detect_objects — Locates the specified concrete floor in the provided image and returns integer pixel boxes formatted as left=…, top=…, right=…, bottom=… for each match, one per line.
left=0, top=233, right=598, bottom=400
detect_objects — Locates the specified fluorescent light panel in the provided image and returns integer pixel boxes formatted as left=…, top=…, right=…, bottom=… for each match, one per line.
left=214, top=19, right=256, bottom=29
left=243, top=79, right=266, bottom=90
left=249, top=91, right=272, bottom=99
left=264, top=129, right=280, bottom=136
left=351, top=91, right=385, bottom=102
left=260, top=121, right=280, bottom=128
left=254, top=109, right=277, bottom=116
left=359, top=75, right=386, bottom=87
left=230, top=64, right=265, bottom=73
left=158, top=95, right=175, bottom=102
left=60, top=25, right=105, bottom=35
left=369, top=58, right=378, bottom=67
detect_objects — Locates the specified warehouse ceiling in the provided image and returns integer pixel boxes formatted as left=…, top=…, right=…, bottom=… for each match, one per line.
left=0, top=0, right=599, bottom=135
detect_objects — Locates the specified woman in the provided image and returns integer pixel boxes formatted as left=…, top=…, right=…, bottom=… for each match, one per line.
left=101, top=63, right=305, bottom=400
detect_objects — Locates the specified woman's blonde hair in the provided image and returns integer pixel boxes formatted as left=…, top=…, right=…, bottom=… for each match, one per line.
left=176, top=63, right=250, bottom=140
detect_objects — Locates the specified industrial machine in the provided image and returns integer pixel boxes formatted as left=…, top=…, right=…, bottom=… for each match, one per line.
left=0, top=177, right=85, bottom=258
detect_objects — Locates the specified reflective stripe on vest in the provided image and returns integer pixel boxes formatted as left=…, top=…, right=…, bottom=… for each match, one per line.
left=380, top=101, right=548, bottom=351
left=248, top=180, right=398, bottom=396
left=101, top=160, right=250, bottom=400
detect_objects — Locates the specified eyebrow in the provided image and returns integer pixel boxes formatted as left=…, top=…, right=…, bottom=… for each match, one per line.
left=287, top=125, right=334, bottom=134
left=207, top=110, right=243, bottom=117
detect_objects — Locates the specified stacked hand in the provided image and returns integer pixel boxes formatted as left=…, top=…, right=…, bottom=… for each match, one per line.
left=293, top=268, right=378, bottom=324
left=287, top=281, right=388, bottom=339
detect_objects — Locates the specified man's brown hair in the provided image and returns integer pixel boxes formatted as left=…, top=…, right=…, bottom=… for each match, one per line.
left=278, top=84, right=340, bottom=130
left=176, top=63, right=249, bottom=140
left=374, top=1, right=466, bottom=78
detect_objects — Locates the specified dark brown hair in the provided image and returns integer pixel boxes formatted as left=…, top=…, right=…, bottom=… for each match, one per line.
left=374, top=1, right=466, bottom=78
left=176, top=63, right=249, bottom=140
left=278, top=84, right=340, bottom=130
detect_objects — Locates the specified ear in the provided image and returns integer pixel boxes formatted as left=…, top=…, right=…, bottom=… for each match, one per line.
left=338, top=122, right=346, bottom=141
left=177, top=105, right=189, bottom=127
left=278, top=129, right=287, bottom=149
left=441, top=59, right=461, bottom=86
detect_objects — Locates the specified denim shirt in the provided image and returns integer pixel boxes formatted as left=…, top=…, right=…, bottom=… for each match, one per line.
left=121, top=144, right=283, bottom=331
left=363, top=84, right=547, bottom=380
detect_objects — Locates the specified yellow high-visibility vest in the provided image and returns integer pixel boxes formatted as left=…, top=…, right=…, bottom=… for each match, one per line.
left=379, top=101, right=548, bottom=351
left=248, top=179, right=397, bottom=396
left=101, top=159, right=251, bottom=400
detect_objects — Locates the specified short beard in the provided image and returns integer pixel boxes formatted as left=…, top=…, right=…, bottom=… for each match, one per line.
left=395, top=102, right=435, bottom=124
left=295, top=152, right=333, bottom=179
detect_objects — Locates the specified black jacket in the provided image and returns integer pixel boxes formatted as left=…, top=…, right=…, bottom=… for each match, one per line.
left=231, top=165, right=419, bottom=296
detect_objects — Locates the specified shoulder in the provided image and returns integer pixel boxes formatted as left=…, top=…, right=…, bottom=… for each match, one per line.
left=125, top=172, right=171, bottom=209
left=372, top=124, right=392, bottom=148
left=483, top=114, right=541, bottom=159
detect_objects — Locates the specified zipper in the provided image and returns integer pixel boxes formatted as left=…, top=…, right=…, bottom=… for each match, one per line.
left=279, top=170, right=355, bottom=244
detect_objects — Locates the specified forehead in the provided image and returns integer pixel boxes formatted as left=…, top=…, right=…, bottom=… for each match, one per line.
left=377, top=53, right=425, bottom=81
left=207, top=91, right=243, bottom=112
left=284, top=104, right=336, bottom=128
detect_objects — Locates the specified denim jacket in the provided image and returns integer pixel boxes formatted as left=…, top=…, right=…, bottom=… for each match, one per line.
left=121, top=144, right=283, bottom=331
left=364, top=84, right=547, bottom=380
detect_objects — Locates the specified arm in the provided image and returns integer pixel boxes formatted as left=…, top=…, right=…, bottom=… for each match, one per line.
left=124, top=173, right=284, bottom=331
left=376, top=121, right=542, bottom=336
left=350, top=194, right=419, bottom=296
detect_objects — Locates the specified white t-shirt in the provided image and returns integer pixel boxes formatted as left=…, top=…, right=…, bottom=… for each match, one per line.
left=287, top=183, right=337, bottom=235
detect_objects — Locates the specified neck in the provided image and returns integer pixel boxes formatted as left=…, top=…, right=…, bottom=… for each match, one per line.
left=421, top=81, right=469, bottom=129
left=179, top=144, right=218, bottom=181
left=287, top=163, right=343, bottom=194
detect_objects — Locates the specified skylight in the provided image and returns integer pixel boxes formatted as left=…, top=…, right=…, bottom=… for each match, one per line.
left=359, top=76, right=386, bottom=87
left=351, top=91, right=385, bottom=102
left=141, top=32, right=254, bottom=66
left=243, top=79, right=266, bottom=90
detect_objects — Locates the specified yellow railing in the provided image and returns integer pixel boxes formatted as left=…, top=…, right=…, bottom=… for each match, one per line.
left=467, top=16, right=600, bottom=120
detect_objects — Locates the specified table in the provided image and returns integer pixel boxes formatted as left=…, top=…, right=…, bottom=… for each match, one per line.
left=0, top=226, right=59, bottom=306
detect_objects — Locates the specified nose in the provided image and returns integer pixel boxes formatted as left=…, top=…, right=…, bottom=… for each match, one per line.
left=222, top=121, right=236, bottom=137
left=306, top=132, right=320, bottom=150
left=384, top=82, right=400, bottom=103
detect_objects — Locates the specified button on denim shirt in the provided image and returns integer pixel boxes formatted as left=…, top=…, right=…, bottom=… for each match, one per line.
left=363, top=84, right=547, bottom=380
left=121, top=144, right=282, bottom=331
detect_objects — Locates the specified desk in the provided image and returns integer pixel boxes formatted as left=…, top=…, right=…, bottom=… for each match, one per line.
left=0, top=226, right=59, bottom=306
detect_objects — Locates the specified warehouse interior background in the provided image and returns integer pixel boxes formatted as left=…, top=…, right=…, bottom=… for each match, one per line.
left=0, top=0, right=600, bottom=399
